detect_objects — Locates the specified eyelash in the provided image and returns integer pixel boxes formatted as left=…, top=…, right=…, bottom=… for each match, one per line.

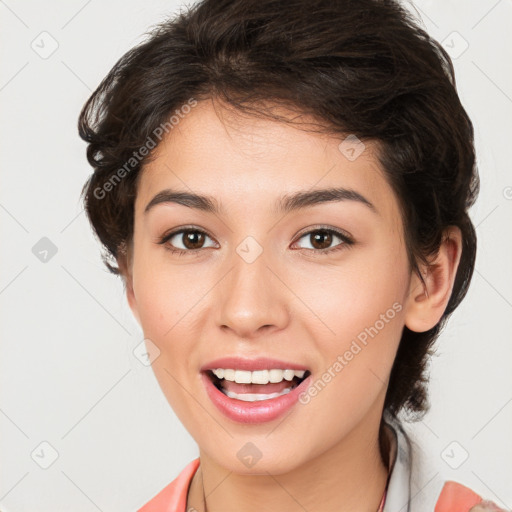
left=157, top=225, right=354, bottom=257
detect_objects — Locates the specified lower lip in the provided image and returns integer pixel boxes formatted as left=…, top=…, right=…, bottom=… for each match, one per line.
left=201, top=372, right=312, bottom=424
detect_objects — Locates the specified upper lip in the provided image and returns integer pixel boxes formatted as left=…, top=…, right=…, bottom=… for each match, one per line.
left=201, top=356, right=310, bottom=372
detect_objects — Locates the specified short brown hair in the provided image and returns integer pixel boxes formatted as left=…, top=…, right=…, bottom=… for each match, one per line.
left=79, top=0, right=479, bottom=425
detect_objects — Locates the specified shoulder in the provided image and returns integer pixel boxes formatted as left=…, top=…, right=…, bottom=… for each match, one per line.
left=137, top=458, right=200, bottom=512
left=382, top=413, right=507, bottom=511
left=435, top=481, right=509, bottom=511
left=435, top=481, right=489, bottom=512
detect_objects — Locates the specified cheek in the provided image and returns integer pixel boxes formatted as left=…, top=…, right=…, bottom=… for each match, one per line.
left=133, top=251, right=203, bottom=337
left=293, top=246, right=408, bottom=340
left=295, top=263, right=406, bottom=442
left=290, top=244, right=408, bottom=405
left=132, top=263, right=204, bottom=414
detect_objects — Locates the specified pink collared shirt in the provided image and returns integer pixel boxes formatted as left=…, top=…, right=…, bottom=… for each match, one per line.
left=137, top=459, right=480, bottom=512
left=137, top=413, right=488, bottom=512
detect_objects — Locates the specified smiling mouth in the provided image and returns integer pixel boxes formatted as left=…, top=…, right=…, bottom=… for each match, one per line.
left=205, top=369, right=311, bottom=402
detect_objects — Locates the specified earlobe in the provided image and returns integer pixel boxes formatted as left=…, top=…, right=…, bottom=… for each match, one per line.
left=404, top=226, right=463, bottom=333
left=118, top=249, right=141, bottom=326
left=125, top=275, right=141, bottom=326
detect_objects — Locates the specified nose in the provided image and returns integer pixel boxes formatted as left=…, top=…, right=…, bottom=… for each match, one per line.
left=215, top=245, right=290, bottom=339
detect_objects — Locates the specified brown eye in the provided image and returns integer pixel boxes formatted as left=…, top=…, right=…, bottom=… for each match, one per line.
left=181, top=231, right=206, bottom=249
left=158, top=228, right=217, bottom=254
left=309, top=230, right=333, bottom=250
left=293, top=227, right=354, bottom=254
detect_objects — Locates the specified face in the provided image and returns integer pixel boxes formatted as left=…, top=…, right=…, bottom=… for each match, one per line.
left=126, top=99, right=415, bottom=474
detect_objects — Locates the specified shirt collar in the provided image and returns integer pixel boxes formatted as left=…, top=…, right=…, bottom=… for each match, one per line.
left=381, top=410, right=450, bottom=511
left=382, top=410, right=414, bottom=511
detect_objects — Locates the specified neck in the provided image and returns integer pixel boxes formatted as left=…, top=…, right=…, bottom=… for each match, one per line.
left=187, top=405, right=390, bottom=512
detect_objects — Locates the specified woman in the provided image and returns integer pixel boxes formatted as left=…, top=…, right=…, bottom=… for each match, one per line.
left=78, top=0, right=507, bottom=510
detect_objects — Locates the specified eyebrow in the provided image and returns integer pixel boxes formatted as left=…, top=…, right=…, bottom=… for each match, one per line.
left=144, top=187, right=377, bottom=216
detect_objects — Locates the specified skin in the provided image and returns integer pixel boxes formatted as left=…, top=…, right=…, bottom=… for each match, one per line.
left=123, top=99, right=462, bottom=512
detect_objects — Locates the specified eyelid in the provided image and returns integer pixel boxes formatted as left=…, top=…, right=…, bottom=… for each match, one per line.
left=291, top=225, right=354, bottom=252
left=157, top=225, right=216, bottom=244
left=294, top=225, right=354, bottom=243
left=157, top=224, right=354, bottom=255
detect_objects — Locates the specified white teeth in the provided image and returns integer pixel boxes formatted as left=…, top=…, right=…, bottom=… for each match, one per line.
left=283, top=369, right=295, bottom=381
left=234, top=370, right=252, bottom=384
left=269, top=369, right=283, bottom=383
left=211, top=368, right=306, bottom=384
left=224, top=387, right=292, bottom=402
left=251, top=370, right=269, bottom=384
left=223, top=369, right=236, bottom=381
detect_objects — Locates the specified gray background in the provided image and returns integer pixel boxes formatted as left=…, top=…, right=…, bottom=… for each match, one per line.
left=1, top=0, right=511, bottom=510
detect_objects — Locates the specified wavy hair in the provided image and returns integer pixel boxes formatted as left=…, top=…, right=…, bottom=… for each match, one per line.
left=79, top=0, right=479, bottom=440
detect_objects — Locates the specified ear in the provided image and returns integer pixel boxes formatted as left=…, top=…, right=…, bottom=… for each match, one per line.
left=404, top=226, right=463, bottom=333
left=125, top=272, right=141, bottom=327
left=118, top=245, right=141, bottom=326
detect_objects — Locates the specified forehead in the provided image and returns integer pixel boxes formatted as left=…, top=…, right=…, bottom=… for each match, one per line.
left=135, top=99, right=399, bottom=222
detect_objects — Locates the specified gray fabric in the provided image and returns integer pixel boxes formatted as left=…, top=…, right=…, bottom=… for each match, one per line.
left=382, top=411, right=451, bottom=511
